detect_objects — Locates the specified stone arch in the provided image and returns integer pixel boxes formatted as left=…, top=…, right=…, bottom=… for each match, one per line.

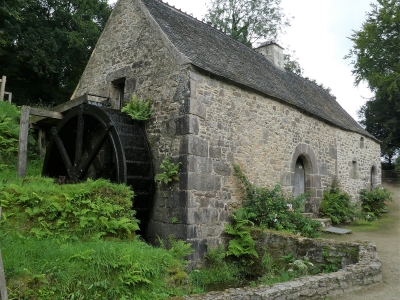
left=288, top=143, right=321, bottom=214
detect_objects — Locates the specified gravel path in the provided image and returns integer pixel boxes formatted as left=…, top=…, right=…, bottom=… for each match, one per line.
left=328, top=181, right=400, bottom=300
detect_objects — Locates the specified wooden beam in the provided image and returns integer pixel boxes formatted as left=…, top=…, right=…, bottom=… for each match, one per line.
left=17, top=106, right=30, bottom=178
left=0, top=76, right=5, bottom=101
left=30, top=107, right=63, bottom=119
left=0, top=249, right=8, bottom=300
left=30, top=93, right=88, bottom=124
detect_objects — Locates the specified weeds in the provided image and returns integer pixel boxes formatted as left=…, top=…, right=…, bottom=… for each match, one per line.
left=155, top=157, right=181, bottom=185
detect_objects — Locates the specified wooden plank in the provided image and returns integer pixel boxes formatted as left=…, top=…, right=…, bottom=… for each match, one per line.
left=30, top=107, right=63, bottom=119
left=30, top=93, right=88, bottom=124
left=17, top=106, right=30, bottom=178
left=0, top=249, right=8, bottom=300
left=0, top=76, right=5, bottom=101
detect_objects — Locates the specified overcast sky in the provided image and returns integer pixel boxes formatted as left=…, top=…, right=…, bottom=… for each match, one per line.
left=109, top=0, right=376, bottom=121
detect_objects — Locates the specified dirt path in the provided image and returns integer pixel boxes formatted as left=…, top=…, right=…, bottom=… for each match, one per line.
left=327, top=181, right=400, bottom=300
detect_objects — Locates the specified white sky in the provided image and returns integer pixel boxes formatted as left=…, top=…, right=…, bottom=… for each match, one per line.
left=109, top=0, right=376, bottom=121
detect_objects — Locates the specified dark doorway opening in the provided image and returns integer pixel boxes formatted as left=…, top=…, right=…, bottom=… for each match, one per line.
left=294, top=157, right=305, bottom=198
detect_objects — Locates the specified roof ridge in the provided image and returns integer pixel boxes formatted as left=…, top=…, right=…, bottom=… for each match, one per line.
left=157, top=0, right=264, bottom=53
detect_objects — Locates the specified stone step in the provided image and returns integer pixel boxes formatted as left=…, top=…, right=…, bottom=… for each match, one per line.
left=300, top=213, right=314, bottom=219
left=313, top=218, right=332, bottom=228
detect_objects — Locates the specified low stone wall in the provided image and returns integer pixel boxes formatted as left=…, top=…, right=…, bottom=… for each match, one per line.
left=182, top=232, right=382, bottom=300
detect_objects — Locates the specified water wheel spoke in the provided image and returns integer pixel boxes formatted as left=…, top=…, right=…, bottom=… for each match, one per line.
left=83, top=142, right=103, bottom=174
left=50, top=127, right=75, bottom=179
left=77, top=125, right=112, bottom=179
left=74, top=106, right=84, bottom=167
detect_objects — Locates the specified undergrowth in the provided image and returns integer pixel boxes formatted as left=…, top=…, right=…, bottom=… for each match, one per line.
left=319, top=180, right=358, bottom=224
left=232, top=164, right=321, bottom=238
left=360, top=187, right=393, bottom=220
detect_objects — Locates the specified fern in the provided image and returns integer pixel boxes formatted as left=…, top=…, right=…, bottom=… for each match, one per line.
left=121, top=94, right=153, bottom=121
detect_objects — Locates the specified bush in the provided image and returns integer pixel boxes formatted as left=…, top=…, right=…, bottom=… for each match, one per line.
left=0, top=178, right=139, bottom=240
left=121, top=94, right=153, bottom=121
left=233, top=164, right=321, bottom=238
left=319, top=181, right=358, bottom=224
left=360, top=187, right=393, bottom=220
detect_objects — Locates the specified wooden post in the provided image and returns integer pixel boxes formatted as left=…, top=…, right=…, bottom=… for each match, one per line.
left=17, top=106, right=30, bottom=178
left=0, top=249, right=7, bottom=300
left=0, top=76, right=5, bottom=101
left=4, top=92, right=11, bottom=104
left=38, top=129, right=46, bottom=158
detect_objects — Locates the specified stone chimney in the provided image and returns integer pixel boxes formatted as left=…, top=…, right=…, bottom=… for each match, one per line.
left=255, top=42, right=285, bottom=70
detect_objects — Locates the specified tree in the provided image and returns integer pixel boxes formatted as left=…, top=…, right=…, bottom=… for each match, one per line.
left=205, top=0, right=290, bottom=47
left=346, top=0, right=400, bottom=164
left=0, top=0, right=112, bottom=106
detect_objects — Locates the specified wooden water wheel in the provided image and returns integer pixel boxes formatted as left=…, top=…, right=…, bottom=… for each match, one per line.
left=42, top=103, right=154, bottom=231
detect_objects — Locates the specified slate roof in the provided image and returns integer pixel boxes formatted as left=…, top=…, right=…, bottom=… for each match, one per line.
left=141, top=0, right=376, bottom=140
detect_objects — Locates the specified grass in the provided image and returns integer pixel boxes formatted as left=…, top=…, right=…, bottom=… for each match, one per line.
left=0, top=160, right=195, bottom=299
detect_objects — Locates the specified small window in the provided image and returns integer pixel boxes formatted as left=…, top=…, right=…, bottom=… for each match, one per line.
left=112, top=78, right=125, bottom=109
left=360, top=137, right=365, bottom=149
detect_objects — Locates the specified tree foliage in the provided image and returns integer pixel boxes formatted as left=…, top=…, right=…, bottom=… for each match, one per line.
left=0, top=0, right=112, bottom=106
left=205, top=0, right=290, bottom=47
left=346, top=0, right=400, bottom=162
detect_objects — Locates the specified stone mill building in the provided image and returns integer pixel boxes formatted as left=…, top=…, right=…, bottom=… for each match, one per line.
left=71, top=0, right=381, bottom=259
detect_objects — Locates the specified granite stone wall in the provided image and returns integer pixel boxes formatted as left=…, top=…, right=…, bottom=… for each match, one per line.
left=184, top=69, right=381, bottom=255
left=183, top=232, right=382, bottom=300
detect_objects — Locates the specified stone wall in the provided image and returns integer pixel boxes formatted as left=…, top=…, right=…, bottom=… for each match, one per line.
left=184, top=69, right=381, bottom=256
left=182, top=232, right=382, bottom=300
left=71, top=0, right=192, bottom=243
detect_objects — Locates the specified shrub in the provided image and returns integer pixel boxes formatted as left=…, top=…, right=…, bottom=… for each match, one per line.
left=320, top=181, right=358, bottom=224
left=233, top=164, right=321, bottom=238
left=121, top=94, right=153, bottom=121
left=360, top=187, right=393, bottom=220
left=0, top=178, right=139, bottom=240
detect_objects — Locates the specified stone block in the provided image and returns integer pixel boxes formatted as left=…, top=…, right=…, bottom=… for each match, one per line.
left=209, top=146, right=222, bottom=158
left=175, top=115, right=199, bottom=135
left=178, top=155, right=197, bottom=173
left=197, top=157, right=213, bottom=174
left=180, top=172, right=222, bottom=191
left=180, top=97, right=207, bottom=119
left=213, top=162, right=231, bottom=176
left=180, top=135, right=208, bottom=157
left=280, top=172, right=294, bottom=186
left=187, top=239, right=208, bottom=261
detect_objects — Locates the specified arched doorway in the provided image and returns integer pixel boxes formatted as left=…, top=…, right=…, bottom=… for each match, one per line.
left=294, top=157, right=305, bottom=197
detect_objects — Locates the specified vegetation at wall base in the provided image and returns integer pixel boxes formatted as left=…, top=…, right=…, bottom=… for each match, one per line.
left=232, top=164, right=321, bottom=238
left=319, top=181, right=358, bottom=225
left=360, top=187, right=393, bottom=220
